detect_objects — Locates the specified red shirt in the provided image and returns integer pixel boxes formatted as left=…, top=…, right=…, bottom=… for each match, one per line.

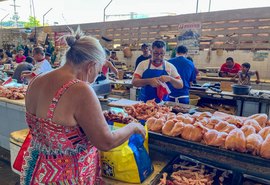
left=220, top=62, right=241, bottom=74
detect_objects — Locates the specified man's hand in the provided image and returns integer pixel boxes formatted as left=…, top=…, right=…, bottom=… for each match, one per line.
left=227, top=72, right=236, bottom=77
left=219, top=72, right=227, bottom=77
left=159, top=75, right=171, bottom=83
left=256, top=79, right=260, bottom=84
left=149, top=78, right=161, bottom=87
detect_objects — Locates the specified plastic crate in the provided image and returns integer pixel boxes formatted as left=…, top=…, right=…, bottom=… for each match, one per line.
left=151, top=155, right=233, bottom=185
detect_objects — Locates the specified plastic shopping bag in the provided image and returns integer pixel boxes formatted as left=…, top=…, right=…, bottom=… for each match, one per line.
left=100, top=121, right=153, bottom=183
left=13, top=132, right=31, bottom=172
left=157, top=82, right=171, bottom=101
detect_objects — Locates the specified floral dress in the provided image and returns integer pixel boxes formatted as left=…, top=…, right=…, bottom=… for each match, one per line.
left=20, top=79, right=102, bottom=185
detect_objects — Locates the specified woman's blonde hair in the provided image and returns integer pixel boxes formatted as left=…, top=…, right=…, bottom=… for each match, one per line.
left=64, top=27, right=105, bottom=66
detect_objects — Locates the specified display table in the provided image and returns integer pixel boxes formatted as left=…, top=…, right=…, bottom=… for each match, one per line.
left=0, top=97, right=26, bottom=150
left=190, top=89, right=270, bottom=116
left=198, top=76, right=270, bottom=84
left=110, top=79, right=132, bottom=86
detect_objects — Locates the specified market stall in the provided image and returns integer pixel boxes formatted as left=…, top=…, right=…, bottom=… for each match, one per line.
left=102, top=100, right=270, bottom=184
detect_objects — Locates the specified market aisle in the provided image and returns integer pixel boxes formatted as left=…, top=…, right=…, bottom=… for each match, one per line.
left=0, top=159, right=20, bottom=185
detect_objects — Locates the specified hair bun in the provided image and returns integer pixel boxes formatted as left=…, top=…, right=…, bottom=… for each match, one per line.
left=66, top=36, right=76, bottom=47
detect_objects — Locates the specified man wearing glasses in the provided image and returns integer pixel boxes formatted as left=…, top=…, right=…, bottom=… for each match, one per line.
left=132, top=40, right=183, bottom=103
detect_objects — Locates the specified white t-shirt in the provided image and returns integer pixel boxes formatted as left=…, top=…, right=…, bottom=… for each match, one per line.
left=32, top=59, right=52, bottom=75
left=134, top=60, right=180, bottom=79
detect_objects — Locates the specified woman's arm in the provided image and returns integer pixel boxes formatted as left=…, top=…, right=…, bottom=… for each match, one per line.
left=75, top=83, right=145, bottom=151
left=107, top=61, right=118, bottom=76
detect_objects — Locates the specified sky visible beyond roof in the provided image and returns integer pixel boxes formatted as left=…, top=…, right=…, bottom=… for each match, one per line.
left=0, top=0, right=269, bottom=25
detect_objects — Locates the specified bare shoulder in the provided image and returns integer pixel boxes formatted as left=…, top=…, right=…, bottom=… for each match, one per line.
left=68, top=82, right=97, bottom=102
left=26, top=75, right=44, bottom=95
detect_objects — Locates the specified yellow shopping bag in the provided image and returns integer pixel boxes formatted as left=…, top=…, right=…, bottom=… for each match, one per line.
left=100, top=121, right=153, bottom=183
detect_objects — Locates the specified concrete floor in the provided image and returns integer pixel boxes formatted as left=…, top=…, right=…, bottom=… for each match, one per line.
left=0, top=159, right=20, bottom=185
left=0, top=147, right=20, bottom=185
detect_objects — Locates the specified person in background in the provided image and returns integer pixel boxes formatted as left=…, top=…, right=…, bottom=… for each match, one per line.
left=110, top=51, right=119, bottom=61
left=168, top=45, right=196, bottom=104
left=15, top=49, right=26, bottom=64
left=232, top=62, right=260, bottom=85
left=219, top=57, right=241, bottom=77
left=21, top=28, right=145, bottom=184
left=96, top=48, right=119, bottom=82
left=31, top=47, right=52, bottom=75
left=51, top=47, right=61, bottom=66
left=0, top=49, right=4, bottom=60
left=23, top=45, right=30, bottom=57
left=45, top=52, right=52, bottom=64
left=0, top=51, right=13, bottom=65
left=12, top=56, right=34, bottom=83
left=11, top=49, right=17, bottom=61
left=187, top=56, right=200, bottom=83
left=21, top=47, right=52, bottom=80
left=135, top=43, right=151, bottom=70
left=103, top=48, right=118, bottom=76
left=132, top=40, right=183, bottom=103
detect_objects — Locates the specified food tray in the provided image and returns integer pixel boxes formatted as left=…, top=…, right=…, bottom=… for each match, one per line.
left=165, top=101, right=198, bottom=114
left=149, top=132, right=270, bottom=181
left=151, top=155, right=233, bottom=185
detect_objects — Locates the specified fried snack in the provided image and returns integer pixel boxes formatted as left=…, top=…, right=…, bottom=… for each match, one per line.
left=124, top=99, right=171, bottom=120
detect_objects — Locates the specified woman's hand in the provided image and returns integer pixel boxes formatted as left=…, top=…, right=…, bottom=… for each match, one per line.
left=130, top=122, right=146, bottom=139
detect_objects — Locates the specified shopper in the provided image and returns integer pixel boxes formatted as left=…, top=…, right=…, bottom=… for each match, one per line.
left=15, top=49, right=26, bottom=64
left=0, top=51, right=13, bottom=65
left=233, top=62, right=260, bottom=85
left=21, top=28, right=145, bottom=185
left=110, top=51, right=119, bottom=61
left=45, top=52, right=52, bottom=64
left=103, top=48, right=118, bottom=76
left=23, top=45, right=30, bottom=57
left=132, top=40, right=183, bottom=103
left=0, top=49, right=4, bottom=60
left=12, top=56, right=34, bottom=83
left=168, top=45, right=196, bottom=104
left=135, top=43, right=151, bottom=70
left=96, top=48, right=118, bottom=82
left=219, top=57, right=241, bottom=77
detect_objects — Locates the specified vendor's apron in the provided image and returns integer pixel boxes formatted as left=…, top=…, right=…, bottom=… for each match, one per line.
left=139, top=61, right=169, bottom=103
left=169, top=95, right=190, bottom=104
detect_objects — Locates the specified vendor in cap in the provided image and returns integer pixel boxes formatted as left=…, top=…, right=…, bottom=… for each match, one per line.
left=135, top=43, right=151, bottom=70
left=132, top=40, right=183, bottom=103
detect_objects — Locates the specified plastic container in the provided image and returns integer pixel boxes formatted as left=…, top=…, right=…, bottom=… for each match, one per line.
left=232, top=84, right=251, bottom=95
left=9, top=128, right=29, bottom=175
left=151, top=155, right=233, bottom=185
left=189, top=94, right=200, bottom=105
